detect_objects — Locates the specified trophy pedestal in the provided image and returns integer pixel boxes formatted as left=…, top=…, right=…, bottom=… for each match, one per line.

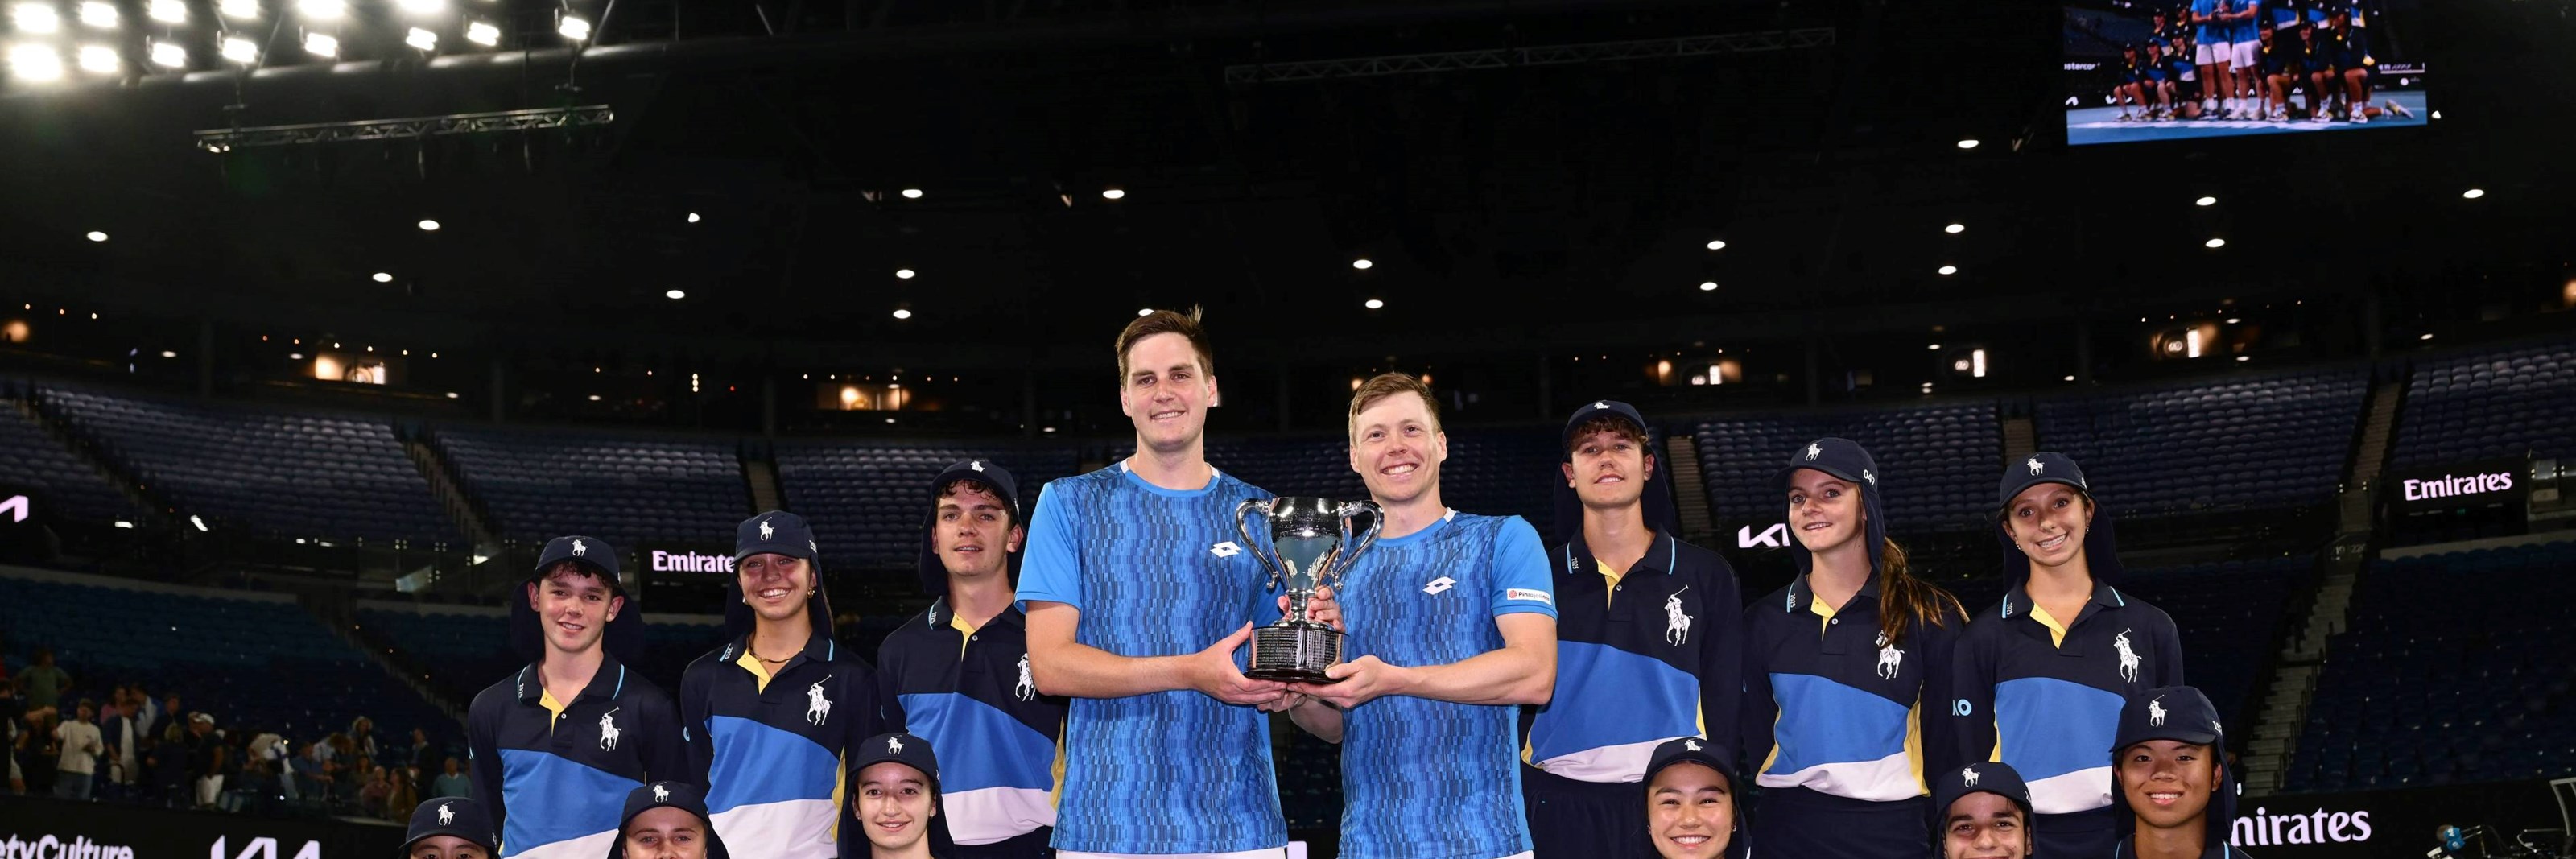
left=1246, top=622, right=1344, bottom=683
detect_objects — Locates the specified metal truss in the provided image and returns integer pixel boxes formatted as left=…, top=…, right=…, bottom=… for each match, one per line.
left=193, top=105, right=616, bottom=151
left=1222, top=28, right=1836, bottom=84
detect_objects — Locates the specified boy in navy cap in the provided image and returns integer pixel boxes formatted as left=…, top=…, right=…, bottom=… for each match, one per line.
left=469, top=536, right=683, bottom=859
left=608, top=781, right=733, bottom=859
left=851, top=732, right=945, bottom=859
left=1522, top=399, right=1741, bottom=858
left=1934, top=762, right=2035, bottom=859
left=878, top=460, right=1067, bottom=858
left=402, top=796, right=500, bottom=859
left=1641, top=736, right=1748, bottom=859
left=2111, top=687, right=2250, bottom=858
left=679, top=511, right=876, bottom=859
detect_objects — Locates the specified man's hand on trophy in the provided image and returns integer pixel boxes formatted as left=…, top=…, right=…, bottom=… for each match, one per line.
left=1294, top=655, right=1411, bottom=709
left=1255, top=692, right=1311, bottom=714
left=1276, top=584, right=1343, bottom=631
left=1189, top=622, right=1290, bottom=706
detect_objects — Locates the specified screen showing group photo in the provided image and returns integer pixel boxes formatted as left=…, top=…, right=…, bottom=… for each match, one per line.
left=2063, top=0, right=2427, bottom=146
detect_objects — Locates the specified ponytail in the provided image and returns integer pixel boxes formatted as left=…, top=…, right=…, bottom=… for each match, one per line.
left=1877, top=537, right=1964, bottom=649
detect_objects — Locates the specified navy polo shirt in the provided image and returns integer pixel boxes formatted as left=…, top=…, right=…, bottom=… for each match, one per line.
left=877, top=597, right=1068, bottom=847
left=1743, top=575, right=1965, bottom=801
left=467, top=655, right=685, bottom=859
left=1953, top=581, right=2184, bottom=816
left=1524, top=530, right=1744, bottom=780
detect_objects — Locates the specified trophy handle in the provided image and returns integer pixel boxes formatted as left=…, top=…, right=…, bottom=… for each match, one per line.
left=1327, top=500, right=1384, bottom=588
left=1234, top=498, right=1282, bottom=590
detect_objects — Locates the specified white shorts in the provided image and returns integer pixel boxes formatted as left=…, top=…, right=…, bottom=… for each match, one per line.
left=2231, top=39, right=2258, bottom=68
left=2196, top=42, right=2224, bottom=66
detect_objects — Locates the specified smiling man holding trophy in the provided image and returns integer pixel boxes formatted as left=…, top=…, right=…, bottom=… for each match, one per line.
left=1280, top=372, right=1560, bottom=859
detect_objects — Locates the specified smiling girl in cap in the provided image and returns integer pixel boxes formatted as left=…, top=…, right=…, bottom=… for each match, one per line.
left=1952, top=452, right=2186, bottom=859
left=1643, top=736, right=1752, bottom=859
left=1740, top=437, right=1967, bottom=858
left=402, top=796, right=499, bottom=859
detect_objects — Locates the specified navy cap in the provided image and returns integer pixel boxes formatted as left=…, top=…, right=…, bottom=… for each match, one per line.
left=607, top=781, right=733, bottom=859
left=1773, top=436, right=1880, bottom=492
left=1933, top=761, right=2035, bottom=824
left=736, top=510, right=819, bottom=564
left=850, top=732, right=942, bottom=802
left=1645, top=736, right=1734, bottom=787
left=2113, top=685, right=2225, bottom=751
left=930, top=459, right=1021, bottom=518
left=531, top=535, right=623, bottom=590
left=1997, top=452, right=2089, bottom=510
left=513, top=535, right=643, bottom=664
left=1561, top=399, right=1651, bottom=458
left=400, top=797, right=498, bottom=857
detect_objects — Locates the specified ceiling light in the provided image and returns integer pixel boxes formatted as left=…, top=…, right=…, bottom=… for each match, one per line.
left=295, top=0, right=344, bottom=19
left=159, top=350, right=177, bottom=358
left=2205, top=237, right=2227, bottom=249
left=416, top=219, right=440, bottom=231
left=302, top=31, right=337, bottom=58
left=404, top=27, right=436, bottom=51
left=1937, top=265, right=1957, bottom=275
left=891, top=308, right=912, bottom=320
left=76, top=1, right=114, bottom=27
left=147, top=0, right=184, bottom=23
left=190, top=514, right=208, bottom=532
left=1137, top=308, right=1152, bottom=316
left=665, top=289, right=685, bottom=299
left=1100, top=188, right=1125, bottom=200
left=75, top=43, right=116, bottom=72
left=2462, top=188, right=2484, bottom=200
left=2235, top=355, right=2250, bottom=362
left=895, top=268, right=915, bottom=279
left=2420, top=333, right=2434, bottom=341
left=2225, top=317, right=2240, bottom=324
left=1364, top=298, right=1385, bottom=310
left=288, top=353, right=303, bottom=360
left=685, top=212, right=700, bottom=223
left=85, top=230, right=106, bottom=242
left=2063, top=375, right=2076, bottom=382
left=586, top=394, right=601, bottom=401
left=12, top=2, right=60, bottom=33
left=1351, top=258, right=1373, bottom=270
left=2195, top=196, right=2217, bottom=207
left=219, top=35, right=258, bottom=63
left=7, top=43, right=63, bottom=81
left=147, top=40, right=184, bottom=67
left=464, top=19, right=498, bottom=45
left=1944, top=223, right=1966, bottom=234
left=2430, top=110, right=2442, bottom=120
left=444, top=392, right=459, bottom=399
left=1956, top=138, right=1979, bottom=149
left=218, top=0, right=256, bottom=19
left=367, top=271, right=392, bottom=283
left=900, top=188, right=922, bottom=199
left=556, top=14, right=588, bottom=41
left=1698, top=282, right=1717, bottom=291
left=1705, top=239, right=1726, bottom=250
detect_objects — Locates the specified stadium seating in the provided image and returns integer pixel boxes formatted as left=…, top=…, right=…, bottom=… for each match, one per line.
left=35, top=386, right=458, bottom=544
left=1692, top=401, right=2001, bottom=531
left=774, top=440, right=1081, bottom=568
left=2394, top=341, right=2576, bottom=469
left=2286, top=540, right=2576, bottom=791
left=0, top=394, right=139, bottom=525
left=0, top=570, right=451, bottom=748
left=433, top=427, right=749, bottom=547
left=2033, top=368, right=2367, bottom=517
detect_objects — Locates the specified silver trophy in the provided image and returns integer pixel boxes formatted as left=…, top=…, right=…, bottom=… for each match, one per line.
left=1233, top=496, right=1381, bottom=683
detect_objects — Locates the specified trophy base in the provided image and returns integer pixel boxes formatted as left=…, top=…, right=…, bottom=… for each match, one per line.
left=1246, top=622, right=1344, bottom=684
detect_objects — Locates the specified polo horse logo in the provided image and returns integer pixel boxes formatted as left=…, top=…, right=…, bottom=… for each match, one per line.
left=1876, top=631, right=1905, bottom=679
left=1663, top=586, right=1693, bottom=646
left=2148, top=696, right=2168, bottom=727
left=597, top=708, right=622, bottom=750
left=1960, top=767, right=1979, bottom=788
left=1014, top=653, right=1037, bottom=702
left=437, top=803, right=453, bottom=825
left=2113, top=629, right=2142, bottom=683
left=807, top=676, right=833, bottom=725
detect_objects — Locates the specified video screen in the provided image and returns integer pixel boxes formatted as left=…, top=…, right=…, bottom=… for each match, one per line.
left=2063, top=0, right=2427, bottom=145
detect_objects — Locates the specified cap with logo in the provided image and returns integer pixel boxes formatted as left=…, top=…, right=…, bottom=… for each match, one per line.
left=1560, top=399, right=1650, bottom=457
left=1931, top=761, right=2036, bottom=830
left=1773, top=437, right=1889, bottom=576
left=2108, top=686, right=2238, bottom=848
left=1642, top=736, right=1752, bottom=859
left=400, top=797, right=499, bottom=857
left=849, top=731, right=942, bottom=806
left=724, top=510, right=835, bottom=642
left=510, top=535, right=645, bottom=664
left=606, top=781, right=733, bottom=859
left=917, top=459, right=1022, bottom=597
left=1548, top=399, right=1681, bottom=543
left=1993, top=452, right=2126, bottom=586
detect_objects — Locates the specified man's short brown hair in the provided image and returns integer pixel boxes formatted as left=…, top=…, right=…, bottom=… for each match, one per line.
left=1565, top=414, right=1649, bottom=455
left=936, top=477, right=1019, bottom=528
left=1348, top=373, right=1442, bottom=440
left=1116, top=306, right=1216, bottom=382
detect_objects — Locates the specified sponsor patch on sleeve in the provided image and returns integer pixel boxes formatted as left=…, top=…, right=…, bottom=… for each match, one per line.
left=1505, top=588, right=1555, bottom=606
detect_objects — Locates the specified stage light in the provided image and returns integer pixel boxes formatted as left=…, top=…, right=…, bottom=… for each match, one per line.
left=416, top=219, right=440, bottom=231
left=2195, top=196, right=2217, bottom=207
left=2235, top=355, right=2250, bottom=361
left=218, top=0, right=255, bottom=19
left=1352, top=258, right=1373, bottom=270
left=147, top=0, right=183, bottom=22
left=586, top=394, right=601, bottom=401
left=900, top=188, right=922, bottom=199
left=895, top=268, right=915, bottom=279
left=1137, top=308, right=1151, bottom=316
left=664, top=289, right=684, bottom=299
left=159, top=350, right=176, bottom=358
left=76, top=43, right=115, bottom=72
left=1956, top=138, right=1979, bottom=149
left=891, top=308, right=912, bottom=320
left=444, top=391, right=458, bottom=399
left=1928, top=343, right=1942, bottom=350
left=1101, top=188, right=1125, bottom=200
left=287, top=353, right=302, bottom=360
left=556, top=13, right=588, bottom=40
left=2205, top=237, right=2226, bottom=249
left=2226, top=317, right=2241, bottom=324
left=1945, top=223, right=1966, bottom=234
left=12, top=2, right=60, bottom=33
left=2430, top=110, right=2442, bottom=120
left=371, top=272, right=392, bottom=283
left=85, top=230, right=106, bottom=242
left=148, top=40, right=184, bottom=68
left=1364, top=298, right=1385, bottom=310
left=1938, top=265, right=1957, bottom=275
left=302, top=31, right=336, bottom=58
left=2064, top=375, right=2076, bottom=382
left=8, top=43, right=64, bottom=81
left=1699, top=282, right=1717, bottom=291
left=464, top=19, right=498, bottom=45
left=2462, top=188, right=2484, bottom=200
left=684, top=211, right=700, bottom=223
left=404, top=27, right=435, bottom=51
left=190, top=514, right=208, bottom=531
left=395, top=0, right=442, bottom=14
left=1705, top=239, right=1726, bottom=250
left=2420, top=333, right=2434, bottom=341
left=114, top=520, right=132, bottom=528
left=295, top=0, right=343, bottom=19
left=76, top=1, right=114, bottom=28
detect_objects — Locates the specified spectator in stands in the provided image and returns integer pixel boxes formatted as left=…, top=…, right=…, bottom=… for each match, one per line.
left=2109, top=686, right=2248, bottom=859
left=52, top=697, right=103, bottom=800
left=131, top=684, right=159, bottom=742
left=682, top=512, right=877, bottom=859
left=188, top=711, right=227, bottom=808
left=431, top=756, right=471, bottom=799
left=147, top=722, right=188, bottom=807
left=16, top=647, right=69, bottom=712
left=1955, top=452, right=2186, bottom=859
left=23, top=708, right=58, bottom=796
left=1526, top=400, right=1743, bottom=857
left=1934, top=762, right=2034, bottom=859
left=387, top=763, right=422, bottom=822
left=876, top=459, right=1065, bottom=859
left=410, top=728, right=436, bottom=798
left=299, top=734, right=340, bottom=801
left=1641, top=736, right=1746, bottom=859
left=350, top=716, right=380, bottom=762
left=1742, top=437, right=1967, bottom=858
left=1, top=681, right=23, bottom=795
left=470, top=536, right=681, bottom=859
left=247, top=725, right=293, bottom=801
left=160, top=695, right=182, bottom=740
left=99, top=695, right=140, bottom=799
left=609, top=780, right=734, bottom=859
left=401, top=795, right=500, bottom=859
left=848, top=733, right=936, bottom=859
left=360, top=757, right=394, bottom=817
